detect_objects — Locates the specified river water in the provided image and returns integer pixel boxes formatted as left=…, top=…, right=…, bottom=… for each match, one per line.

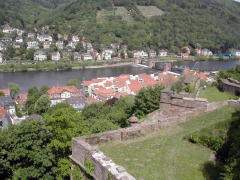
left=0, top=59, right=239, bottom=92
left=0, top=65, right=158, bottom=92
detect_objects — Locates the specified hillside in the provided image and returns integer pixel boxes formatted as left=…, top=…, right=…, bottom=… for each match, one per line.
left=1, top=0, right=240, bottom=52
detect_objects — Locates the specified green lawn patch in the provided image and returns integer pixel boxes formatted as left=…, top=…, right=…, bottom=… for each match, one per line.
left=137, top=6, right=164, bottom=18
left=100, top=106, right=237, bottom=180
left=199, top=86, right=237, bottom=102
left=97, top=7, right=134, bottom=23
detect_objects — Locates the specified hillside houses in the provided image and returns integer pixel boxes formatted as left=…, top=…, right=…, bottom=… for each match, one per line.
left=51, top=52, right=61, bottom=61
left=34, top=50, right=47, bottom=61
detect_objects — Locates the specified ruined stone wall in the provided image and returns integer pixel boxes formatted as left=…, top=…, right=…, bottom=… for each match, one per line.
left=219, top=78, right=240, bottom=96
left=70, top=91, right=229, bottom=180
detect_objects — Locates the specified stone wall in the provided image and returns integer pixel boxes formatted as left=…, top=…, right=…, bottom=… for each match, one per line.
left=70, top=91, right=229, bottom=180
left=219, top=78, right=240, bottom=96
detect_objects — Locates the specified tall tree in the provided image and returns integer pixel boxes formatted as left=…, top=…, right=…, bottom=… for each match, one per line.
left=8, top=83, right=20, bottom=99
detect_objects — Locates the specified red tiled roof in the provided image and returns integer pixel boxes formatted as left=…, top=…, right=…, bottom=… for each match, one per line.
left=47, top=86, right=80, bottom=95
left=0, top=89, right=9, bottom=95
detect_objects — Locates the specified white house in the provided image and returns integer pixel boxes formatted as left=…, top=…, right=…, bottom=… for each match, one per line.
left=201, top=48, right=213, bottom=56
left=27, top=41, right=39, bottom=49
left=67, top=41, right=76, bottom=49
left=28, top=33, right=35, bottom=39
left=2, top=25, right=13, bottom=33
left=0, top=53, right=3, bottom=63
left=37, top=34, right=53, bottom=42
left=82, top=53, right=93, bottom=61
left=51, top=52, right=61, bottom=61
left=56, top=41, right=64, bottom=49
left=72, top=35, right=80, bottom=42
left=15, top=36, right=23, bottom=43
left=34, top=50, right=47, bottom=61
left=133, top=50, right=148, bottom=58
left=159, top=49, right=168, bottom=57
left=0, top=43, right=7, bottom=51
left=43, top=41, right=51, bottom=49
left=231, top=49, right=240, bottom=56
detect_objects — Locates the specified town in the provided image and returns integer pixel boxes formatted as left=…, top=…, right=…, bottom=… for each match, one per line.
left=0, top=24, right=240, bottom=65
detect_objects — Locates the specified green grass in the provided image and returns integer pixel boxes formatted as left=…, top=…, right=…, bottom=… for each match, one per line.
left=199, top=86, right=237, bottom=102
left=97, top=7, right=134, bottom=23
left=100, top=106, right=237, bottom=180
left=137, top=6, right=164, bottom=18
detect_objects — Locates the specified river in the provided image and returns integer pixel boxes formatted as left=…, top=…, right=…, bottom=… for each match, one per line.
left=0, top=65, right=158, bottom=92
left=0, top=59, right=239, bottom=92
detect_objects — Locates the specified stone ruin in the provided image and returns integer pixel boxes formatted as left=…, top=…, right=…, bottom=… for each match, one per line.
left=70, top=90, right=229, bottom=180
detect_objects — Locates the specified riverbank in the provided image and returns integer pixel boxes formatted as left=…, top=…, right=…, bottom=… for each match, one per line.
left=0, top=60, right=133, bottom=72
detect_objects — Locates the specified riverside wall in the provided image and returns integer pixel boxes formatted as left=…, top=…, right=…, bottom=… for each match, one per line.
left=70, top=91, right=229, bottom=180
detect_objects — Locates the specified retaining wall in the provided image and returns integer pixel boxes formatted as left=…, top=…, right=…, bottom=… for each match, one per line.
left=70, top=91, right=229, bottom=180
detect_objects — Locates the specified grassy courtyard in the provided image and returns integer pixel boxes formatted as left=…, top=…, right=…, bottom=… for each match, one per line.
left=100, top=106, right=237, bottom=180
left=199, top=86, right=237, bottom=102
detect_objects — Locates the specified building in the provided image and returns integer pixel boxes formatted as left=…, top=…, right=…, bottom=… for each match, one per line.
left=2, top=25, right=13, bottom=33
left=82, top=53, right=93, bottom=61
left=132, top=50, right=148, bottom=58
left=0, top=96, right=15, bottom=115
left=15, top=36, right=23, bottom=43
left=47, top=86, right=83, bottom=106
left=0, top=108, right=12, bottom=129
left=56, top=41, right=64, bottom=49
left=0, top=43, right=7, bottom=51
left=51, top=52, right=61, bottom=61
left=37, top=34, right=53, bottom=42
left=34, top=50, right=47, bottom=61
left=0, top=89, right=9, bottom=96
left=27, top=41, right=39, bottom=49
left=0, top=53, right=3, bottom=63
left=65, top=96, right=87, bottom=110
left=73, top=52, right=82, bottom=61
left=182, top=46, right=191, bottom=54
left=43, top=41, right=51, bottom=49
left=231, top=49, right=240, bottom=56
left=148, top=50, right=157, bottom=58
left=27, top=33, right=35, bottom=39
left=201, top=48, right=213, bottom=56
left=158, top=49, right=168, bottom=57
left=72, top=35, right=80, bottom=42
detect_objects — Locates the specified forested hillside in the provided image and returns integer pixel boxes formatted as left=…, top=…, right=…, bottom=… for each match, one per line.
left=1, top=0, right=240, bottom=52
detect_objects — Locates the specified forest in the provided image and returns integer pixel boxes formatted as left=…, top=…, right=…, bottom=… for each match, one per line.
left=1, top=0, right=240, bottom=52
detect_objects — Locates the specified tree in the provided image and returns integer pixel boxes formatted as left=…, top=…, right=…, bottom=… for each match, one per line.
left=26, top=86, right=41, bottom=115
left=0, top=91, right=4, bottom=96
left=34, top=95, right=50, bottom=115
left=8, top=83, right=20, bottom=99
left=66, top=79, right=79, bottom=88
left=133, top=86, right=163, bottom=118
left=0, top=119, right=56, bottom=179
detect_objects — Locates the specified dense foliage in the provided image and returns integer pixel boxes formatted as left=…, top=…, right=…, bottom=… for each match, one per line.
left=1, top=0, right=240, bottom=51
left=218, top=65, right=240, bottom=81
left=186, top=108, right=240, bottom=179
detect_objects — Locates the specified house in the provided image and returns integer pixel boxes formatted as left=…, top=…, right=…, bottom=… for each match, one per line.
left=195, top=48, right=201, bottom=55
left=51, top=52, right=61, bottom=61
left=62, top=51, right=72, bottom=60
left=181, top=53, right=189, bottom=58
left=0, top=108, right=12, bottom=129
left=47, top=86, right=82, bottom=106
left=91, top=51, right=102, bottom=61
left=0, top=96, right=15, bottom=115
left=37, top=34, right=53, bottom=42
left=231, top=49, right=240, bottom=56
left=65, top=96, right=87, bottom=110
left=2, top=25, right=13, bottom=33
left=73, top=52, right=82, bottom=61
left=0, top=53, right=3, bottom=63
left=15, top=36, right=23, bottom=43
left=148, top=50, right=157, bottom=57
left=82, top=41, right=94, bottom=52
left=16, top=93, right=28, bottom=105
left=201, top=48, right=213, bottom=56
left=182, top=46, right=191, bottom=54
left=159, top=49, right=168, bottom=57
left=13, top=43, right=23, bottom=49
left=56, top=41, right=64, bottom=49
left=0, top=37, right=12, bottom=42
left=43, top=41, right=51, bottom=49
left=34, top=50, right=47, bottom=61
left=0, top=89, right=9, bottom=96
left=102, top=50, right=113, bottom=60
left=0, top=43, right=7, bottom=51
left=67, top=41, right=76, bottom=49
left=27, top=41, right=39, bottom=49
left=132, top=50, right=148, bottom=58
left=72, top=35, right=80, bottom=42
left=82, top=53, right=93, bottom=61
left=28, top=33, right=35, bottom=39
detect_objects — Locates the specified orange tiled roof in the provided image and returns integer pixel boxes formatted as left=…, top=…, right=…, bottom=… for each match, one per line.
left=0, top=89, right=9, bottom=95
left=47, top=86, right=80, bottom=95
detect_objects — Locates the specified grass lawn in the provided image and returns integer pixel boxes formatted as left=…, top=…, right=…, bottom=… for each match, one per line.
left=100, top=106, right=237, bottom=180
left=137, top=6, right=164, bottom=18
left=199, top=86, right=237, bottom=102
left=97, top=7, right=134, bottom=23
